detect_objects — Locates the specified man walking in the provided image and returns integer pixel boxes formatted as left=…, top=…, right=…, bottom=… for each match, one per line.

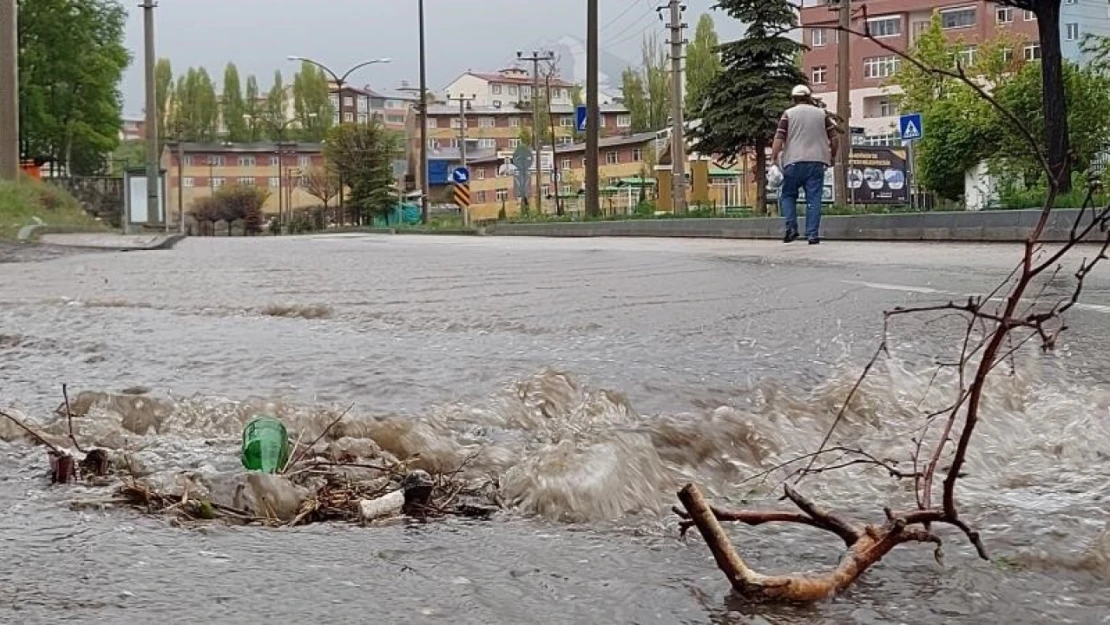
left=770, top=85, right=838, bottom=244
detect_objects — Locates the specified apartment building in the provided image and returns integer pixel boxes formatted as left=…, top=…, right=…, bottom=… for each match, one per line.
left=442, top=67, right=577, bottom=108
left=799, top=0, right=1110, bottom=145
left=160, top=142, right=326, bottom=224
left=328, top=84, right=414, bottom=133
left=422, top=101, right=633, bottom=154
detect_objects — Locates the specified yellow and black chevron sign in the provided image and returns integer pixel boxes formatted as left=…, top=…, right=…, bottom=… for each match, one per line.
left=453, top=182, right=471, bottom=207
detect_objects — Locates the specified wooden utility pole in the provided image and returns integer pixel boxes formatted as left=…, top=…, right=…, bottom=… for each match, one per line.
left=518, top=50, right=555, bottom=214
left=585, top=0, right=600, bottom=217
left=418, top=0, right=430, bottom=224
left=834, top=0, right=851, bottom=207
left=666, top=0, right=687, bottom=213
left=0, top=0, right=17, bottom=181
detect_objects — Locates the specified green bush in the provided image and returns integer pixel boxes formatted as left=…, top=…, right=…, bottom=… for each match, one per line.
left=0, top=176, right=104, bottom=239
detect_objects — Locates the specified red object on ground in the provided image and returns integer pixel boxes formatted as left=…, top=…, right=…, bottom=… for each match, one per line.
left=19, top=161, right=41, bottom=179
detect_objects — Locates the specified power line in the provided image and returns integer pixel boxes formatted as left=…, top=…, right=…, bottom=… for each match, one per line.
left=600, top=0, right=645, bottom=34
left=605, top=1, right=659, bottom=46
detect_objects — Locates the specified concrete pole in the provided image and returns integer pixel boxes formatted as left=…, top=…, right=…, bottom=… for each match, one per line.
left=667, top=0, right=687, bottom=214
left=142, top=1, right=160, bottom=226
left=176, top=140, right=184, bottom=233
left=519, top=50, right=555, bottom=214
left=0, top=0, right=19, bottom=181
left=834, top=0, right=851, bottom=207
left=418, top=0, right=429, bottom=224
left=585, top=0, right=600, bottom=217
left=447, top=93, right=474, bottom=227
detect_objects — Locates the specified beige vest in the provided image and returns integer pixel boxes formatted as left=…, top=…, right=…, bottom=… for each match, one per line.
left=781, top=104, right=831, bottom=167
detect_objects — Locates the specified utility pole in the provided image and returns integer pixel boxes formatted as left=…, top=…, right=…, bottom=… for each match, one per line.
left=447, top=92, right=475, bottom=226
left=665, top=0, right=688, bottom=214
left=834, top=0, right=851, bottom=208
left=418, top=0, right=430, bottom=224
left=142, top=0, right=160, bottom=227
left=585, top=0, right=600, bottom=217
left=518, top=50, right=555, bottom=214
left=0, top=0, right=18, bottom=181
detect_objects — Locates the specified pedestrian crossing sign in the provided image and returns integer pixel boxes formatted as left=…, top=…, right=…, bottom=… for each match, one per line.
left=899, top=113, right=923, bottom=142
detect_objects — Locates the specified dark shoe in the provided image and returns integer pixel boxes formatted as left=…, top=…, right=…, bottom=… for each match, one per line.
left=808, top=238, right=820, bottom=245
left=783, top=230, right=799, bottom=243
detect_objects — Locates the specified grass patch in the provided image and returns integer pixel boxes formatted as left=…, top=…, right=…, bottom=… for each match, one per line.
left=0, top=177, right=105, bottom=240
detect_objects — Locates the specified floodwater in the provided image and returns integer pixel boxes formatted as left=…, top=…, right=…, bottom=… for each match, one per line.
left=1, top=235, right=1109, bottom=624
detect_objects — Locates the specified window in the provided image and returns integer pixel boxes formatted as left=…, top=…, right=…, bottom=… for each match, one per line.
left=940, top=7, right=976, bottom=30
left=561, top=184, right=573, bottom=196
left=427, top=139, right=439, bottom=149
left=1001, top=47, right=1014, bottom=63
left=208, top=155, right=225, bottom=166
left=479, top=138, right=496, bottom=148
left=509, top=138, right=521, bottom=148
left=607, top=177, right=622, bottom=187
left=1066, top=23, right=1079, bottom=41
left=448, top=138, right=460, bottom=149
left=343, top=112, right=353, bottom=122
left=1023, top=10, right=1035, bottom=21
left=812, top=66, right=828, bottom=84
left=343, top=96, right=354, bottom=107
left=451, top=117, right=462, bottom=129
left=541, top=183, right=550, bottom=197
left=211, top=177, right=225, bottom=188
left=863, top=56, right=900, bottom=79
left=878, top=98, right=896, bottom=117
left=861, top=133, right=899, bottom=147
left=357, top=99, right=368, bottom=112
left=561, top=158, right=572, bottom=171
left=299, top=156, right=311, bottom=167
left=269, top=177, right=280, bottom=187
left=558, top=136, right=573, bottom=145
left=560, top=116, right=574, bottom=127
left=183, top=177, right=194, bottom=188
left=996, top=7, right=1013, bottom=24
left=1024, top=43, right=1041, bottom=60
left=492, top=84, right=502, bottom=95
left=811, top=28, right=827, bottom=47
left=475, top=191, right=487, bottom=203
left=476, top=168, right=486, bottom=180
left=184, top=155, right=194, bottom=166
left=496, top=189, right=508, bottom=201
left=492, top=100, right=502, bottom=107
left=632, top=148, right=643, bottom=162
left=605, top=151, right=619, bottom=165
left=508, top=85, right=518, bottom=95
left=237, top=177, right=255, bottom=186
left=386, top=114, right=406, bottom=124
left=1065, top=0, right=1076, bottom=4
left=617, top=114, right=632, bottom=127
left=329, top=95, right=339, bottom=108
left=867, top=16, right=901, bottom=38
left=385, top=100, right=400, bottom=109
left=912, top=21, right=929, bottom=38
left=955, top=45, right=977, bottom=67
left=522, top=86, right=531, bottom=97
left=358, top=114, right=368, bottom=124
left=510, top=117, right=521, bottom=127
left=480, top=117, right=495, bottom=128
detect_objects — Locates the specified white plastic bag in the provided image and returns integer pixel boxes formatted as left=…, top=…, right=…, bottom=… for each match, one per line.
left=767, top=164, right=784, bottom=190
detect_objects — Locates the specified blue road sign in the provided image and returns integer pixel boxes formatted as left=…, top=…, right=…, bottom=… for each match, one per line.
left=575, top=104, right=587, bottom=132
left=899, top=113, right=923, bottom=142
left=451, top=166, right=470, bottom=185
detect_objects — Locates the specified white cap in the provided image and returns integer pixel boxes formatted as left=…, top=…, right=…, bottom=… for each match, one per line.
left=791, top=84, right=811, bottom=97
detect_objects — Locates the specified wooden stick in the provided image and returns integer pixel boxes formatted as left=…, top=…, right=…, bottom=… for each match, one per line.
left=677, top=483, right=762, bottom=592
left=62, top=384, right=85, bottom=453
left=1, top=408, right=64, bottom=455
left=284, top=404, right=354, bottom=471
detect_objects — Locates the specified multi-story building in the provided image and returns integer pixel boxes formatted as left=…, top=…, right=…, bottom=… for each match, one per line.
left=160, top=142, right=327, bottom=225
left=120, top=118, right=145, bottom=142
left=327, top=83, right=415, bottom=133
left=423, top=101, right=633, bottom=154
left=442, top=67, right=577, bottom=108
left=799, top=0, right=1109, bottom=145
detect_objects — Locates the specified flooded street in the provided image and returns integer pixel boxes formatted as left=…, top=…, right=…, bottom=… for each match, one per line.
left=2, top=234, right=1109, bottom=624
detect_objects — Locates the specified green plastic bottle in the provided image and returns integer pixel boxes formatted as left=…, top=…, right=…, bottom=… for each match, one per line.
left=241, top=416, right=290, bottom=473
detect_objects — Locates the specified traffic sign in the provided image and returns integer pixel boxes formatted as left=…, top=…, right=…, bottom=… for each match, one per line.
left=451, top=166, right=470, bottom=185
left=453, top=182, right=471, bottom=208
left=899, top=113, right=923, bottom=142
left=575, top=104, right=587, bottom=132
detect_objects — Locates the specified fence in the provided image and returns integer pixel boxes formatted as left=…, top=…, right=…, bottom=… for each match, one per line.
left=45, top=176, right=124, bottom=227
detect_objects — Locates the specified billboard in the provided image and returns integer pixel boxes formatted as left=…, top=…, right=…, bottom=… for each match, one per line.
left=766, top=146, right=909, bottom=205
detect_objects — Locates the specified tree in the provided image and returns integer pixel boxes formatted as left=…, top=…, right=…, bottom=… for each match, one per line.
left=995, top=1, right=1071, bottom=191
left=689, top=0, right=805, bottom=214
left=293, top=61, right=332, bottom=141
left=685, top=13, right=723, bottom=115
left=222, top=63, right=249, bottom=142
left=642, top=32, right=671, bottom=131
left=265, top=71, right=287, bottom=139
left=244, top=75, right=263, bottom=141
left=17, top=0, right=131, bottom=174
left=303, top=165, right=340, bottom=209
left=173, top=67, right=219, bottom=142
left=621, top=68, right=650, bottom=133
left=324, top=121, right=403, bottom=225
left=213, top=183, right=268, bottom=235
left=155, top=59, right=174, bottom=142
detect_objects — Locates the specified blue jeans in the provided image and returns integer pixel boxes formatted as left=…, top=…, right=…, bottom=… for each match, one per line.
left=780, top=161, right=826, bottom=241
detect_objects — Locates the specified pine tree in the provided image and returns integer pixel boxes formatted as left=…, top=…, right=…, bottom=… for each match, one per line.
left=689, top=0, right=805, bottom=214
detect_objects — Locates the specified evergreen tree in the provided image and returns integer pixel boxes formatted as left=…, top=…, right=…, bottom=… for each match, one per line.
left=222, top=63, right=249, bottom=142
left=689, top=0, right=805, bottom=214
left=620, top=68, right=649, bottom=132
left=265, top=71, right=287, bottom=137
left=292, top=62, right=332, bottom=141
left=685, top=14, right=723, bottom=115
left=244, top=75, right=263, bottom=141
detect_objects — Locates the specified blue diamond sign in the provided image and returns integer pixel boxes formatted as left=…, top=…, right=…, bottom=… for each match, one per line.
left=575, top=104, right=587, bottom=132
left=899, top=113, right=923, bottom=142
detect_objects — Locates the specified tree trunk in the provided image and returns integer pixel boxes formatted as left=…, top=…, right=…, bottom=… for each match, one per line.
left=1037, top=1, right=1071, bottom=191
left=753, top=142, right=768, bottom=216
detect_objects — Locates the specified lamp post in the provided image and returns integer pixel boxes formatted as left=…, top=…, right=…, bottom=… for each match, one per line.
left=247, top=112, right=312, bottom=230
left=418, top=0, right=429, bottom=224
left=286, top=55, right=390, bottom=218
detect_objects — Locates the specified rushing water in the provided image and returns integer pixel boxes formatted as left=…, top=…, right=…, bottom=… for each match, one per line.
left=1, top=236, right=1109, bottom=624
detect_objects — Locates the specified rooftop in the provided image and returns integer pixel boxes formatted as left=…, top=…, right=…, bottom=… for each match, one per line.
left=464, top=70, right=576, bottom=89
left=165, top=142, right=323, bottom=154
left=424, top=102, right=629, bottom=116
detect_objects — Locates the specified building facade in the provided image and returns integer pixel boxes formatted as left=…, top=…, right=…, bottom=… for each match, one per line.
left=442, top=67, right=577, bottom=109
left=799, top=0, right=1109, bottom=145
left=423, top=101, right=633, bottom=154
left=160, top=142, right=327, bottom=224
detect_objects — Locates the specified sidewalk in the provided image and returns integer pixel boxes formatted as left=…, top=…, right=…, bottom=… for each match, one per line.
left=35, top=232, right=186, bottom=251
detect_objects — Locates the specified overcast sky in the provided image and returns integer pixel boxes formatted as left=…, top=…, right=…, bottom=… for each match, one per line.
left=120, top=0, right=743, bottom=117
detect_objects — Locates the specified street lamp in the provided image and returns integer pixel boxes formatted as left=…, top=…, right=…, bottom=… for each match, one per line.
left=285, top=55, right=390, bottom=218
left=245, top=112, right=315, bottom=230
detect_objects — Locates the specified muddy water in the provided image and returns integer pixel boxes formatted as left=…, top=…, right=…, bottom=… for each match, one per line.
left=2, top=236, right=1109, bottom=624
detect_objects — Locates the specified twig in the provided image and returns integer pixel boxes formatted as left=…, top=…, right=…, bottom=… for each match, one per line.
left=283, top=403, right=354, bottom=471
left=62, top=384, right=85, bottom=453
left=0, top=408, right=64, bottom=456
